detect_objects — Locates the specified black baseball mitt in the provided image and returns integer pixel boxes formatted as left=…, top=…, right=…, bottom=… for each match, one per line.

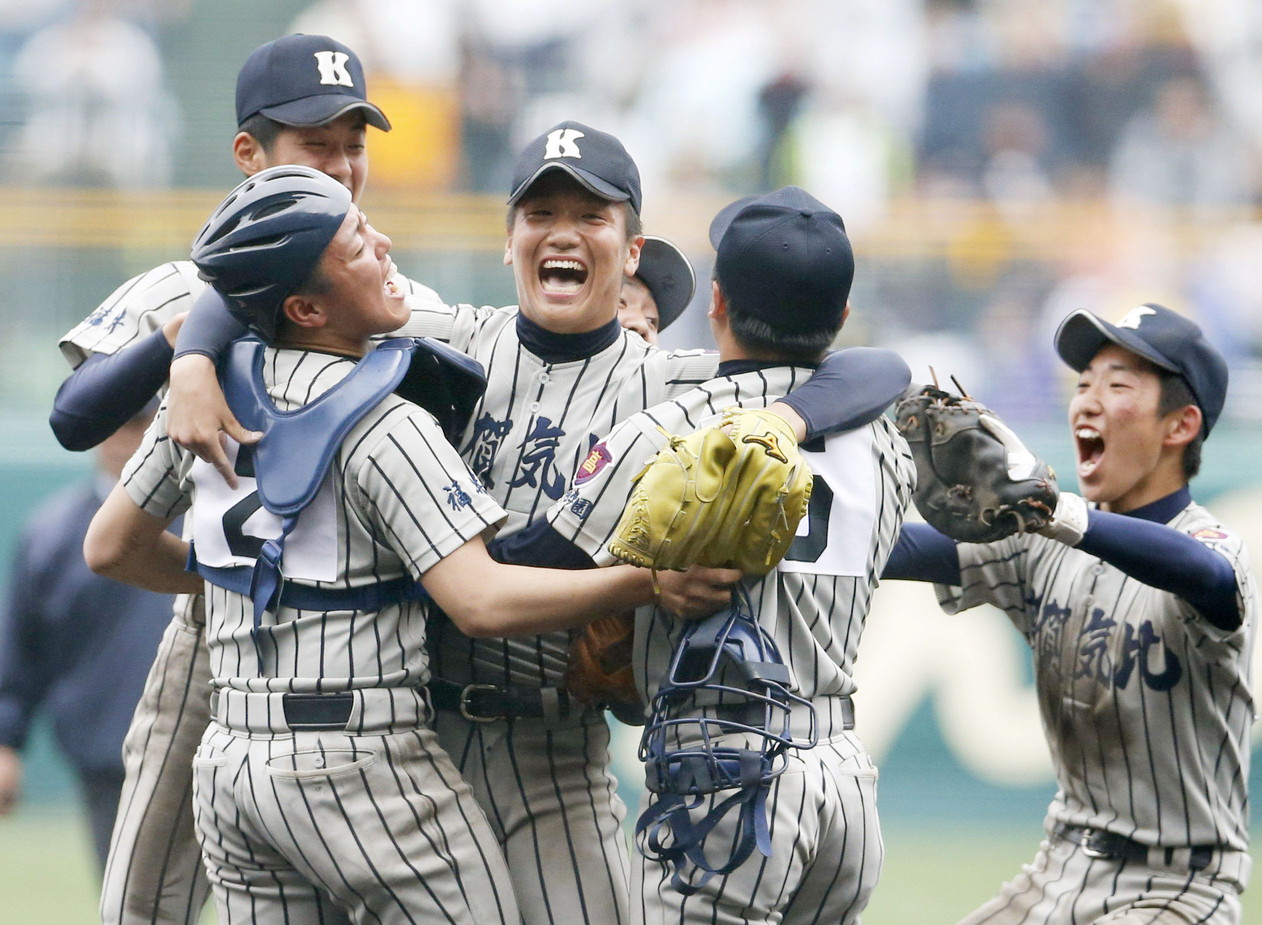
left=894, top=383, right=1058, bottom=543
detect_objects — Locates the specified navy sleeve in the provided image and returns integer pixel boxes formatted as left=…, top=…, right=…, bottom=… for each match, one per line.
left=0, top=526, right=52, bottom=750
left=172, top=288, right=246, bottom=362
left=488, top=520, right=598, bottom=569
left=780, top=347, right=912, bottom=440
left=49, top=328, right=172, bottom=451
left=1079, top=510, right=1241, bottom=630
left=881, top=523, right=961, bottom=584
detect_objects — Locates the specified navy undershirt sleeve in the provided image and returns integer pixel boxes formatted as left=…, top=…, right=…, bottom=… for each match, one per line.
left=173, top=288, right=246, bottom=362
left=882, top=523, right=961, bottom=584
left=49, top=329, right=172, bottom=451
left=780, top=347, right=912, bottom=439
left=1079, top=509, right=1241, bottom=630
left=488, top=520, right=598, bottom=570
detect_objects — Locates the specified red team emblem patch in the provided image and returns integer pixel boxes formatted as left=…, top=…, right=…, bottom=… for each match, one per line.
left=575, top=443, right=613, bottom=484
left=1191, top=527, right=1229, bottom=546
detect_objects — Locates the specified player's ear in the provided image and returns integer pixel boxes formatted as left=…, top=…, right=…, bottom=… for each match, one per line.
left=708, top=280, right=727, bottom=321
left=1162, top=403, right=1201, bottom=448
left=232, top=131, right=266, bottom=176
left=281, top=294, right=327, bottom=331
left=624, top=234, right=644, bottom=279
left=503, top=232, right=514, bottom=267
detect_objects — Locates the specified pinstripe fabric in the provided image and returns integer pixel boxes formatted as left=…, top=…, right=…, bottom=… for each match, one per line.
left=99, top=595, right=210, bottom=925
left=941, top=501, right=1255, bottom=922
left=61, top=264, right=450, bottom=925
left=547, top=366, right=915, bottom=923
left=396, top=303, right=718, bottom=925
left=122, top=344, right=516, bottom=924
left=955, top=833, right=1243, bottom=924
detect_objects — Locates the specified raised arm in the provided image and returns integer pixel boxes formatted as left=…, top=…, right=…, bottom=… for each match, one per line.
left=165, top=289, right=260, bottom=487
left=49, top=315, right=183, bottom=451
left=773, top=347, right=912, bottom=440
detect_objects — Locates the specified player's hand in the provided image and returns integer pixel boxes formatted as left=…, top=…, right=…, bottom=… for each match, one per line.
left=160, top=311, right=188, bottom=348
left=655, top=565, right=742, bottom=620
left=166, top=353, right=261, bottom=489
left=0, top=746, right=22, bottom=815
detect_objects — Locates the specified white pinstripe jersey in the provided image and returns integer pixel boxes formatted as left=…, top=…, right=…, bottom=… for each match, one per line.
left=546, top=365, right=916, bottom=705
left=396, top=304, right=719, bottom=688
left=121, top=347, right=504, bottom=695
left=939, top=503, right=1257, bottom=856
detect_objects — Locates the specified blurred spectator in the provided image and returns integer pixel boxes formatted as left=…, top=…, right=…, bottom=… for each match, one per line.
left=6, top=3, right=180, bottom=188
left=0, top=406, right=173, bottom=873
left=1108, top=73, right=1255, bottom=214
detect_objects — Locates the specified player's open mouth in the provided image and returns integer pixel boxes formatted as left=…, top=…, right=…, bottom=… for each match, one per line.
left=539, top=258, right=588, bottom=295
left=1075, top=426, right=1104, bottom=477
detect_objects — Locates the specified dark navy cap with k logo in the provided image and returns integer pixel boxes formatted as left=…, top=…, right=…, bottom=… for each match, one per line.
left=1055, top=303, right=1229, bottom=437
left=508, top=121, right=642, bottom=215
left=236, top=34, right=390, bottom=131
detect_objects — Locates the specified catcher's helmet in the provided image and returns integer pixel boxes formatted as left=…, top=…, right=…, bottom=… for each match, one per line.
left=635, top=589, right=817, bottom=894
left=191, top=165, right=352, bottom=341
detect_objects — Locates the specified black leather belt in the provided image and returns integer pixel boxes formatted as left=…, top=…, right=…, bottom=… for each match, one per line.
left=282, top=692, right=354, bottom=729
left=1055, top=823, right=1213, bottom=872
left=427, top=680, right=573, bottom=723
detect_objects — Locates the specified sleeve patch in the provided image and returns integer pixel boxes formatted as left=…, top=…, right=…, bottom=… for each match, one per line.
left=574, top=442, right=614, bottom=485
left=1191, top=527, right=1230, bottom=547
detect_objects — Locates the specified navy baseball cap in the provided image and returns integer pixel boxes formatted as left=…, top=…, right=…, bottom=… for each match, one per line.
left=508, top=121, right=642, bottom=215
left=636, top=236, right=695, bottom=332
left=1055, top=303, right=1229, bottom=437
left=236, top=34, right=390, bottom=131
left=709, top=186, right=853, bottom=329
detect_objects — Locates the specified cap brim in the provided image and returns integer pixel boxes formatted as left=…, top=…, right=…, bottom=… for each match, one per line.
left=708, top=195, right=759, bottom=249
left=635, top=237, right=696, bottom=331
left=1054, top=309, right=1181, bottom=373
left=259, top=97, right=391, bottom=131
left=507, top=162, right=630, bottom=207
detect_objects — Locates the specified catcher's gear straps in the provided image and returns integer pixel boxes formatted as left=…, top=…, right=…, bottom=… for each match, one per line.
left=635, top=589, right=817, bottom=895
left=190, top=337, right=428, bottom=665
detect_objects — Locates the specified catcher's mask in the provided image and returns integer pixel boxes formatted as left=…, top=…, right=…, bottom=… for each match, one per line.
left=635, top=587, right=817, bottom=894
left=191, top=164, right=352, bottom=342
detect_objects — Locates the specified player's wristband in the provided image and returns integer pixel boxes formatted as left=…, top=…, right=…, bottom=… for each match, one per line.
left=1038, top=492, right=1089, bottom=546
left=173, top=287, right=247, bottom=363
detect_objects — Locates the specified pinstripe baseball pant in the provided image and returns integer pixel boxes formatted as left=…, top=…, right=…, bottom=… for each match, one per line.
left=957, top=829, right=1247, bottom=924
left=634, top=703, right=882, bottom=925
left=433, top=704, right=633, bottom=925
left=194, top=688, right=520, bottom=925
left=101, top=595, right=211, bottom=925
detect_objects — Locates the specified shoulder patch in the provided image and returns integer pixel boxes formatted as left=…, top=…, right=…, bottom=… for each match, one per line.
left=575, top=442, right=614, bottom=484
left=1190, top=527, right=1230, bottom=546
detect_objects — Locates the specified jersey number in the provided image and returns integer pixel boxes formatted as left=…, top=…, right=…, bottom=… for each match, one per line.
left=785, top=476, right=833, bottom=563
left=222, top=446, right=265, bottom=559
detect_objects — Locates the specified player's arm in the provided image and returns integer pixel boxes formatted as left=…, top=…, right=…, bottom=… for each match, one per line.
left=84, top=482, right=202, bottom=595
left=0, top=526, right=55, bottom=814
left=771, top=346, right=912, bottom=439
left=49, top=313, right=184, bottom=451
left=420, top=535, right=733, bottom=636
left=1047, top=501, right=1241, bottom=630
left=487, top=521, right=741, bottom=619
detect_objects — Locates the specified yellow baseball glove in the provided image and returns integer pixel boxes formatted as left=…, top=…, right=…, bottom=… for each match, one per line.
left=608, top=408, right=813, bottom=576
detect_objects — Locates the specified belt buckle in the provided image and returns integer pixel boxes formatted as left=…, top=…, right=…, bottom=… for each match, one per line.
left=1079, top=829, right=1112, bottom=860
left=459, top=684, right=502, bottom=723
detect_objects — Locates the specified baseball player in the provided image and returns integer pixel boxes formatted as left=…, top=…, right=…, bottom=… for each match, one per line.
left=501, top=186, right=917, bottom=924
left=82, top=165, right=735, bottom=925
left=49, top=34, right=447, bottom=925
left=616, top=235, right=695, bottom=344
left=884, top=304, right=1255, bottom=923
left=162, top=122, right=913, bottom=925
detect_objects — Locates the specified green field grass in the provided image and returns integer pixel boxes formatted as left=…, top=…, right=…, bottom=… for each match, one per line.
left=1, top=809, right=1255, bottom=923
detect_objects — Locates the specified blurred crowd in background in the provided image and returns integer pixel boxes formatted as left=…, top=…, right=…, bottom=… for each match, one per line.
left=2, top=0, right=1262, bottom=427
